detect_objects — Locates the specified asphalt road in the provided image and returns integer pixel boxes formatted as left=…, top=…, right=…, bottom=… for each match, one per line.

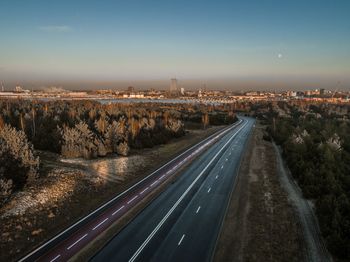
left=92, top=117, right=255, bottom=262
left=20, top=118, right=248, bottom=262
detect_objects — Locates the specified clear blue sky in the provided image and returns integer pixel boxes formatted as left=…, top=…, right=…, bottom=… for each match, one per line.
left=0, top=0, right=349, bottom=90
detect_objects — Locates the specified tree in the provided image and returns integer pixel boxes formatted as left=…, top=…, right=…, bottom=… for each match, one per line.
left=60, top=121, right=98, bottom=159
left=202, top=112, right=209, bottom=129
left=0, top=124, right=39, bottom=205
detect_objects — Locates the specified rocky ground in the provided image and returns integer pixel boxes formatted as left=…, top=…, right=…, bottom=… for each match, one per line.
left=0, top=126, right=223, bottom=262
left=214, top=121, right=305, bottom=262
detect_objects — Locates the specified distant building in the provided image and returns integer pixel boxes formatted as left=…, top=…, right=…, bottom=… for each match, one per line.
left=127, top=86, right=135, bottom=93
left=123, top=93, right=144, bottom=98
left=0, top=92, right=26, bottom=97
left=296, top=91, right=304, bottom=97
left=64, top=92, right=88, bottom=97
left=169, top=78, right=179, bottom=96
left=15, top=86, right=23, bottom=92
left=14, top=85, right=30, bottom=93
left=96, top=89, right=113, bottom=94
left=43, top=86, right=66, bottom=93
left=245, top=91, right=259, bottom=96
left=286, top=90, right=297, bottom=97
left=305, top=89, right=320, bottom=96
left=180, top=87, right=185, bottom=96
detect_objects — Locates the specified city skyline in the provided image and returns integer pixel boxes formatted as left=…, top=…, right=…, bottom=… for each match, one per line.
left=0, top=77, right=347, bottom=92
left=0, top=0, right=349, bottom=90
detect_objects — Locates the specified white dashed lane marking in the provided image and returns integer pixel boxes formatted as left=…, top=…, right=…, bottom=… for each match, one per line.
left=67, top=234, right=88, bottom=250
left=140, top=187, right=149, bottom=195
left=150, top=180, right=158, bottom=187
left=112, top=206, right=125, bottom=216
left=127, top=195, right=138, bottom=204
left=178, top=234, right=185, bottom=246
left=92, top=218, right=109, bottom=231
left=50, top=254, right=61, bottom=262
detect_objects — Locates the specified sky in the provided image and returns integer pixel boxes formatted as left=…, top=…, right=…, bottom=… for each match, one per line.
left=0, top=0, right=349, bottom=90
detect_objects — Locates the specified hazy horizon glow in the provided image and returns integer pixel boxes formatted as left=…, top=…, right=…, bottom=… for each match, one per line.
left=0, top=0, right=349, bottom=90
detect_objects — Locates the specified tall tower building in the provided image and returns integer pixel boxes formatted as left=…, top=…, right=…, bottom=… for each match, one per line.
left=170, top=78, right=178, bottom=96
left=1, top=82, right=4, bottom=92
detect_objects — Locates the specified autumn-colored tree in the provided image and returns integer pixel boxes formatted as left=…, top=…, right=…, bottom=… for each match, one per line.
left=88, top=108, right=96, bottom=120
left=163, top=111, right=169, bottom=125
left=0, top=115, right=4, bottom=129
left=95, top=116, right=108, bottom=134
left=19, top=113, right=25, bottom=130
left=60, top=121, right=98, bottom=159
left=202, top=112, right=209, bottom=129
left=0, top=99, right=238, bottom=161
left=31, top=107, right=36, bottom=138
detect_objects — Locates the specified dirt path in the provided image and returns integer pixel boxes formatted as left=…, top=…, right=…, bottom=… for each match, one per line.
left=273, top=143, right=331, bottom=262
left=214, top=122, right=305, bottom=262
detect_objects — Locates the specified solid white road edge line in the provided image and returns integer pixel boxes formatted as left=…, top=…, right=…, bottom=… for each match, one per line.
left=18, top=119, right=243, bottom=262
left=128, top=120, right=248, bottom=262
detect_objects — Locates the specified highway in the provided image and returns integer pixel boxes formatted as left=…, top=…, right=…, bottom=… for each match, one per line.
left=92, top=117, right=255, bottom=262
left=19, top=117, right=252, bottom=262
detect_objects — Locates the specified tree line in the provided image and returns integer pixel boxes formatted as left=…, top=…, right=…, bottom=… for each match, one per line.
left=0, top=99, right=237, bottom=206
left=263, top=102, right=350, bottom=260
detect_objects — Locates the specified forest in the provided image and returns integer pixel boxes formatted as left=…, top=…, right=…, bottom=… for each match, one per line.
left=263, top=102, right=350, bottom=260
left=0, top=99, right=237, bottom=206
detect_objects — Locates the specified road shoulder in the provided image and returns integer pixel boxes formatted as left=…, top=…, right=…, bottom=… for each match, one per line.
left=214, top=121, right=305, bottom=262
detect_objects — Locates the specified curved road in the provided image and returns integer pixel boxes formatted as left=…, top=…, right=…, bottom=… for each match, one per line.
left=92, top=117, right=255, bottom=262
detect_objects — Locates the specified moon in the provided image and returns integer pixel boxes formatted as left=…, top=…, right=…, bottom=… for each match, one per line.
left=278, top=53, right=283, bottom=59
